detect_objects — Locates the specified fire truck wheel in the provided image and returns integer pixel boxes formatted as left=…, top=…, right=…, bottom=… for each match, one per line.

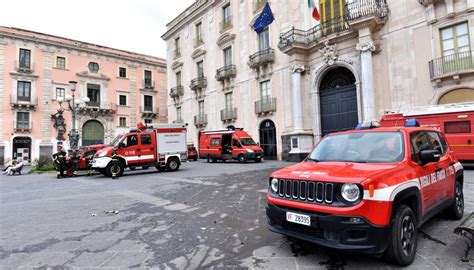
left=166, top=158, right=180, bottom=171
left=193, top=157, right=198, bottom=161
left=445, top=181, right=464, bottom=220
left=238, top=155, right=247, bottom=163
left=129, top=166, right=136, bottom=170
left=142, top=165, right=149, bottom=170
left=384, top=205, right=417, bottom=266
left=255, top=158, right=262, bottom=163
left=156, top=166, right=166, bottom=172
left=106, top=161, right=124, bottom=177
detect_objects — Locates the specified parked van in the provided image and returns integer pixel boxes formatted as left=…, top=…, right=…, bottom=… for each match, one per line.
left=199, top=128, right=264, bottom=163
left=380, top=102, right=474, bottom=162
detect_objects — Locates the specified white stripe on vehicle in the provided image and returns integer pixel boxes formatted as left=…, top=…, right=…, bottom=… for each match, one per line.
left=454, top=162, right=463, bottom=172
left=363, top=179, right=421, bottom=202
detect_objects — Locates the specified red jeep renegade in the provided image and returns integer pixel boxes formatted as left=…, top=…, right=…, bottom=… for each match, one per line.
left=266, top=122, right=464, bottom=266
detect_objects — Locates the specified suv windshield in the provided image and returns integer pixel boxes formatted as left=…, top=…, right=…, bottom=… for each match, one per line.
left=110, top=135, right=123, bottom=147
left=308, top=132, right=404, bottom=163
left=240, top=138, right=257, bottom=146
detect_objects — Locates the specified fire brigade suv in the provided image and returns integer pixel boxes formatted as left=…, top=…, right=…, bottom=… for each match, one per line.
left=91, top=122, right=187, bottom=177
left=266, top=120, right=464, bottom=266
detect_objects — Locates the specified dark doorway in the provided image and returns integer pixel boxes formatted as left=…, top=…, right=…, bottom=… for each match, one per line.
left=259, top=120, right=277, bottom=160
left=82, top=120, right=104, bottom=146
left=319, top=67, right=358, bottom=136
left=12, top=136, right=31, bottom=163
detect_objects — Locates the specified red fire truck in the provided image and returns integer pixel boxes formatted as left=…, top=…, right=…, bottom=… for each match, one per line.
left=380, top=102, right=474, bottom=162
left=267, top=120, right=464, bottom=266
left=199, top=128, right=263, bottom=163
left=91, top=122, right=187, bottom=177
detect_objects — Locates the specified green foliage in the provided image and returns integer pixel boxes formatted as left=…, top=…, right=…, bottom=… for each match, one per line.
left=34, top=157, right=55, bottom=172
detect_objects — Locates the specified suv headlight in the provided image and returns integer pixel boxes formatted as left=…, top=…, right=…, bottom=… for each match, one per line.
left=270, top=178, right=278, bottom=193
left=341, top=183, right=360, bottom=202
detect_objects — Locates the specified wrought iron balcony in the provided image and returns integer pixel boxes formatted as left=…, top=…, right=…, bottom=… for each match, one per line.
left=220, top=17, right=233, bottom=32
left=140, top=106, right=158, bottom=118
left=13, top=119, right=32, bottom=132
left=429, top=51, right=474, bottom=79
left=190, top=76, right=207, bottom=90
left=216, top=65, right=236, bottom=81
left=221, top=108, right=237, bottom=122
left=170, top=86, right=184, bottom=98
left=255, top=97, right=276, bottom=114
left=248, top=48, right=275, bottom=68
left=78, top=102, right=116, bottom=115
left=15, top=60, right=35, bottom=74
left=278, top=0, right=389, bottom=53
left=10, top=95, right=38, bottom=110
left=194, top=114, right=208, bottom=127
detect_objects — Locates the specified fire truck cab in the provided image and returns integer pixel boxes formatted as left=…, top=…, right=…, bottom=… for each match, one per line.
left=266, top=120, right=464, bottom=266
left=199, top=128, right=264, bottom=163
left=92, top=122, right=187, bottom=177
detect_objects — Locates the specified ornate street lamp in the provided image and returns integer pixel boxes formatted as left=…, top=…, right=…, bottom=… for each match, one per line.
left=56, top=81, right=90, bottom=150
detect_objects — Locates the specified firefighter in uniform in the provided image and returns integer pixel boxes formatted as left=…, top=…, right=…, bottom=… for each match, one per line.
left=111, top=149, right=119, bottom=179
left=85, top=149, right=96, bottom=176
left=71, top=149, right=80, bottom=177
left=52, top=147, right=67, bottom=179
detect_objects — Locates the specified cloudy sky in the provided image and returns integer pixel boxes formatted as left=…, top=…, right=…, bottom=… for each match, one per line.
left=0, top=0, right=195, bottom=58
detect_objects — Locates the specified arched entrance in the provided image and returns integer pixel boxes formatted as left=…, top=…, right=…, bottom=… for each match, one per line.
left=12, top=136, right=31, bottom=163
left=259, top=120, right=277, bottom=160
left=82, top=120, right=104, bottom=146
left=319, top=66, right=358, bottom=136
left=438, top=88, right=474, bottom=104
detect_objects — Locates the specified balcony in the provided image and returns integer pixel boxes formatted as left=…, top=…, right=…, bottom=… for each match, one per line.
left=220, top=17, right=233, bottom=32
left=13, top=119, right=32, bottom=132
left=429, top=51, right=474, bottom=81
left=78, top=102, right=116, bottom=116
left=255, top=98, right=277, bottom=115
left=15, top=60, right=35, bottom=74
left=190, top=77, right=207, bottom=91
left=142, top=80, right=155, bottom=90
left=253, top=0, right=267, bottom=13
left=194, top=114, right=208, bottom=127
left=194, top=37, right=204, bottom=48
left=173, top=119, right=184, bottom=124
left=278, top=0, right=388, bottom=53
left=140, top=106, right=158, bottom=118
left=221, top=108, right=237, bottom=122
left=215, top=65, right=236, bottom=81
left=248, top=48, right=275, bottom=69
left=174, top=48, right=181, bottom=59
left=170, top=85, right=184, bottom=98
left=10, top=95, right=38, bottom=111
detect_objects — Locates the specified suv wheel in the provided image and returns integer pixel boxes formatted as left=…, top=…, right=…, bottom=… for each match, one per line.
left=238, top=155, right=246, bottom=163
left=166, top=158, right=180, bottom=171
left=106, top=161, right=124, bottom=178
left=384, top=205, right=417, bottom=266
left=445, top=181, right=464, bottom=220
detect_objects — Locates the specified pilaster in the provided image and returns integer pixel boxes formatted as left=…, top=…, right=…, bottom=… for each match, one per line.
left=291, top=65, right=305, bottom=130
left=0, top=41, right=5, bottom=164
left=129, top=66, right=137, bottom=124
left=41, top=49, right=53, bottom=143
left=356, top=29, right=376, bottom=122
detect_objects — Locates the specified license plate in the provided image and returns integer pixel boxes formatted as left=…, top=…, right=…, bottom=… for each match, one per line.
left=286, top=212, right=311, bottom=226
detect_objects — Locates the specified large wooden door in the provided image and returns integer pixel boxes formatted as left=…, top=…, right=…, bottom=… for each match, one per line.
left=82, top=120, right=104, bottom=146
left=259, top=120, right=277, bottom=160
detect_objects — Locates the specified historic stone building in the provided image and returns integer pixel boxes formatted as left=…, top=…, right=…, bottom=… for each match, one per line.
left=0, top=27, right=167, bottom=165
left=163, top=0, right=474, bottom=161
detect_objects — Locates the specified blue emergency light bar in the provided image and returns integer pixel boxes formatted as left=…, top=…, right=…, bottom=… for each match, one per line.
left=355, top=121, right=381, bottom=130
left=405, top=118, right=420, bottom=127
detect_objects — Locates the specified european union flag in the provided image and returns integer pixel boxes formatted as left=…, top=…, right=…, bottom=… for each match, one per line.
left=252, top=3, right=275, bottom=33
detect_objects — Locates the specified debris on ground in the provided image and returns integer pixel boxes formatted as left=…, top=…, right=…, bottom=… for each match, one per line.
left=104, top=210, right=119, bottom=214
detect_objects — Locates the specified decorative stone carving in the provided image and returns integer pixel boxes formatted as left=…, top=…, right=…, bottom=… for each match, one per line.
left=292, top=65, right=305, bottom=74
left=217, top=33, right=236, bottom=48
left=51, top=108, right=67, bottom=141
left=171, top=61, right=183, bottom=70
left=418, top=0, right=435, bottom=7
left=319, top=40, right=338, bottom=66
left=356, top=41, right=376, bottom=53
left=191, top=48, right=206, bottom=60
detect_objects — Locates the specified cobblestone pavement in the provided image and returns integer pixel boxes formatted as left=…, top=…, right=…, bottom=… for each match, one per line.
left=0, top=160, right=473, bottom=269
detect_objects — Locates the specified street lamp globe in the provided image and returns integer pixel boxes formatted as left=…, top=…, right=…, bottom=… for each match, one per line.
left=74, top=98, right=82, bottom=105
left=69, top=81, right=77, bottom=92
left=65, top=95, right=73, bottom=102
left=82, top=97, right=90, bottom=104
left=57, top=97, right=64, bottom=103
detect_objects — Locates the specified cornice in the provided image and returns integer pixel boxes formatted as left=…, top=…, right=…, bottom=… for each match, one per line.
left=216, top=33, right=236, bottom=48
left=191, top=48, right=206, bottom=60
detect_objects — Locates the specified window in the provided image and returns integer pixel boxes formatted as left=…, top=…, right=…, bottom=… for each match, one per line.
left=56, top=87, right=65, bottom=100
left=141, top=134, right=152, bottom=145
left=144, top=119, right=152, bottom=124
left=119, top=67, right=127, bottom=78
left=211, top=138, right=221, bottom=146
left=198, top=100, right=204, bottom=115
left=119, top=95, right=127, bottom=106
left=126, top=134, right=138, bottom=147
left=224, top=47, right=232, bottom=66
left=88, top=62, right=100, bottom=72
left=144, top=95, right=153, bottom=111
left=175, top=37, right=181, bottom=57
left=177, top=107, right=182, bottom=120
left=222, top=4, right=232, bottom=30
left=225, top=92, right=233, bottom=110
left=291, top=138, right=299, bottom=149
left=144, top=70, right=152, bottom=87
left=232, top=139, right=241, bottom=148
left=445, top=121, right=471, bottom=133
left=195, top=22, right=203, bottom=45
left=17, top=81, right=31, bottom=101
left=260, top=80, right=271, bottom=100
left=87, top=84, right=101, bottom=106
left=56, top=57, right=66, bottom=69
left=258, top=27, right=270, bottom=51
left=16, top=112, right=30, bottom=129
left=119, top=117, right=127, bottom=127
left=197, top=61, right=204, bottom=78
left=19, top=49, right=31, bottom=69
left=441, top=22, right=470, bottom=57
left=176, top=71, right=182, bottom=86
left=410, top=131, right=443, bottom=163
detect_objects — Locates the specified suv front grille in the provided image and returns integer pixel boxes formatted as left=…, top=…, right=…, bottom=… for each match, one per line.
left=275, top=179, right=335, bottom=205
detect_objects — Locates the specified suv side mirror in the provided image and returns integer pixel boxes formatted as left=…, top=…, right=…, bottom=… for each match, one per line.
left=420, top=150, right=441, bottom=165
left=119, top=142, right=126, bottom=149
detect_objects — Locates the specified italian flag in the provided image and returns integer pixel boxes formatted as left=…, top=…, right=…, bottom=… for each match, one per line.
left=308, top=0, right=321, bottom=21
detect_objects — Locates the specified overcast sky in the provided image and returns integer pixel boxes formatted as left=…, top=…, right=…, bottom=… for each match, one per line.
left=0, top=0, right=195, bottom=59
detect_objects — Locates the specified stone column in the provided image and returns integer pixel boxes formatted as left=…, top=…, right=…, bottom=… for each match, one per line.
left=356, top=41, right=376, bottom=122
left=292, top=65, right=305, bottom=130
left=0, top=40, right=5, bottom=164
left=40, top=49, right=54, bottom=160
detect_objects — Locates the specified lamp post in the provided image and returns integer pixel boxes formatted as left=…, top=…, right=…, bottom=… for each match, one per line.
left=56, top=81, right=90, bottom=150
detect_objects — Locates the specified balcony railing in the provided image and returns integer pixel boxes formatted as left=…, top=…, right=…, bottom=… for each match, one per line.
left=170, top=85, right=184, bottom=98
left=140, top=106, right=157, bottom=113
left=248, top=48, right=275, bottom=68
left=429, top=51, right=474, bottom=79
left=221, top=108, right=237, bottom=121
left=174, top=48, right=181, bottom=59
left=346, top=0, right=389, bottom=21
left=10, top=95, right=38, bottom=110
left=216, top=65, right=237, bottom=81
left=194, top=36, right=204, bottom=48
left=253, top=0, right=267, bottom=13
left=143, top=80, right=155, bottom=90
left=194, top=114, right=208, bottom=126
left=190, top=76, right=207, bottom=90
left=255, top=97, right=277, bottom=114
left=78, top=103, right=117, bottom=115
left=173, top=119, right=184, bottom=124
left=15, top=60, right=35, bottom=73
left=220, top=17, right=233, bottom=32
left=13, top=119, right=32, bottom=132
